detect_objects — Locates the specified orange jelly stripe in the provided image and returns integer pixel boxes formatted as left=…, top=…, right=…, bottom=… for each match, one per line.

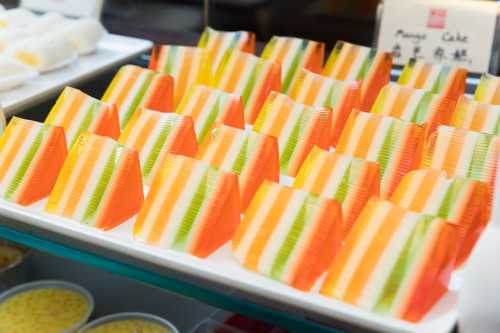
left=244, top=187, right=293, bottom=270
left=224, top=55, right=249, bottom=92
left=336, top=46, right=359, bottom=80
left=62, top=138, right=104, bottom=217
left=58, top=92, right=86, bottom=129
left=186, top=88, right=211, bottom=120
left=147, top=159, right=195, bottom=244
left=353, top=116, right=381, bottom=158
left=130, top=116, right=158, bottom=153
left=231, top=182, right=271, bottom=251
left=0, top=123, right=33, bottom=184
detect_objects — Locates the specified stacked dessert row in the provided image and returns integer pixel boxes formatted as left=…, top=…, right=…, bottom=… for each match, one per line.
left=1, top=27, right=498, bottom=323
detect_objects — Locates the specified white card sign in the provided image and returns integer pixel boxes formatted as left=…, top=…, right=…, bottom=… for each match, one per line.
left=377, top=0, right=498, bottom=73
left=21, top=0, right=104, bottom=18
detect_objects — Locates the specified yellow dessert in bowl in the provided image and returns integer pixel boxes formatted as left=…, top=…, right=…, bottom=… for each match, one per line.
left=78, top=313, right=178, bottom=333
left=0, top=280, right=93, bottom=333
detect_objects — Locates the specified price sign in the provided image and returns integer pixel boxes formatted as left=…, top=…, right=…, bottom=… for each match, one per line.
left=377, top=0, right=498, bottom=73
left=20, top=0, right=104, bottom=18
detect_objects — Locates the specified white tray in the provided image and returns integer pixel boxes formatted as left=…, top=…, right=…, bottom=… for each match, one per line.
left=0, top=192, right=458, bottom=333
left=0, top=33, right=153, bottom=117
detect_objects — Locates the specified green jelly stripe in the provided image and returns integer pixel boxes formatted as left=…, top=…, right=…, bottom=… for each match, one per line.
left=143, top=121, right=172, bottom=179
left=397, top=59, right=416, bottom=85
left=279, top=112, right=305, bottom=173
left=231, top=135, right=249, bottom=175
left=282, top=40, right=308, bottom=93
left=431, top=66, right=449, bottom=94
left=270, top=198, right=308, bottom=280
left=371, top=87, right=389, bottom=115
left=164, top=45, right=177, bottom=74
left=333, top=163, right=353, bottom=204
left=197, top=28, right=209, bottom=47
left=493, top=114, right=500, bottom=136
left=467, top=134, right=493, bottom=180
left=437, top=178, right=465, bottom=219
left=356, top=49, right=375, bottom=81
left=83, top=147, right=117, bottom=224
left=412, top=93, right=434, bottom=125
left=172, top=170, right=210, bottom=251
left=72, top=100, right=100, bottom=147
left=374, top=216, right=433, bottom=314
left=198, top=96, right=222, bottom=142
left=261, top=37, right=277, bottom=59
left=5, top=130, right=44, bottom=200
left=376, top=121, right=397, bottom=178
left=121, top=71, right=155, bottom=129
left=241, top=64, right=259, bottom=107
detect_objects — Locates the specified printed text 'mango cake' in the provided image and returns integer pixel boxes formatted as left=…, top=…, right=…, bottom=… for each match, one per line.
left=294, top=146, right=380, bottom=235
left=176, top=84, right=244, bottom=143
left=336, top=111, right=424, bottom=199
left=450, top=95, right=500, bottom=136
left=397, top=59, right=467, bottom=101
left=0, top=117, right=67, bottom=205
left=134, top=154, right=241, bottom=258
left=321, top=198, right=459, bottom=323
left=288, top=69, right=360, bottom=146
left=45, top=86, right=120, bottom=147
left=391, top=169, right=487, bottom=267
left=46, top=132, right=144, bottom=230
left=323, top=41, right=392, bottom=111
left=196, top=124, right=279, bottom=211
left=198, top=26, right=256, bottom=74
left=370, top=83, right=455, bottom=138
left=232, top=181, right=343, bottom=291
left=149, top=45, right=211, bottom=108
left=213, top=50, right=280, bottom=124
left=102, top=64, right=174, bottom=129
left=119, top=108, right=198, bottom=185
left=253, top=92, right=331, bottom=177
left=261, top=36, right=324, bottom=94
left=421, top=125, right=500, bottom=221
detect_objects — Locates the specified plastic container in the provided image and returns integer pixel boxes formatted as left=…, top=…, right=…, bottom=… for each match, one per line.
left=77, top=312, right=179, bottom=333
left=0, top=239, right=31, bottom=292
left=0, top=280, right=94, bottom=333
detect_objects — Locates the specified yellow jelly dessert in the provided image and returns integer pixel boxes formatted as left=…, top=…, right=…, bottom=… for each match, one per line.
left=86, top=319, right=172, bottom=333
left=0, top=287, right=89, bottom=333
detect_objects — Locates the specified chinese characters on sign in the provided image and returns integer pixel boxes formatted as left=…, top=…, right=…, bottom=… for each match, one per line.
left=377, top=0, right=497, bottom=73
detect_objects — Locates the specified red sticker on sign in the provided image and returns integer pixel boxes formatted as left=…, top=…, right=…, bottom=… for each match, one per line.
left=428, top=8, right=447, bottom=29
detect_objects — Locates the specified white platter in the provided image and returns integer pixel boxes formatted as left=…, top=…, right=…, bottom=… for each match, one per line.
left=0, top=33, right=152, bottom=116
left=0, top=191, right=458, bottom=333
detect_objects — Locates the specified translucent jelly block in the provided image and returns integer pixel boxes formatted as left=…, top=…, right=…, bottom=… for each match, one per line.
left=232, top=181, right=343, bottom=291
left=101, top=64, right=174, bottom=129
left=371, top=83, right=455, bottom=138
left=421, top=125, right=500, bottom=221
left=196, top=124, right=279, bottom=211
left=321, top=198, right=459, bottom=323
left=391, top=169, right=487, bottom=267
left=119, top=108, right=198, bottom=185
left=134, top=154, right=241, bottom=258
left=45, top=86, right=120, bottom=147
left=198, top=26, right=256, bottom=74
left=322, top=41, right=392, bottom=111
left=336, top=111, right=424, bottom=199
left=450, top=95, right=500, bottom=136
left=397, top=59, right=467, bottom=101
left=213, top=50, right=281, bottom=124
left=149, top=45, right=211, bottom=108
left=294, top=146, right=380, bottom=235
left=253, top=91, right=331, bottom=177
left=46, top=132, right=144, bottom=230
left=474, top=73, right=500, bottom=104
left=288, top=69, right=361, bottom=146
left=176, top=84, right=244, bottom=143
left=0, top=117, right=67, bottom=205
left=261, top=36, right=324, bottom=93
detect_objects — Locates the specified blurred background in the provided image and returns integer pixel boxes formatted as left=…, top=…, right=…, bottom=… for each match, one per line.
left=2, top=0, right=380, bottom=49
